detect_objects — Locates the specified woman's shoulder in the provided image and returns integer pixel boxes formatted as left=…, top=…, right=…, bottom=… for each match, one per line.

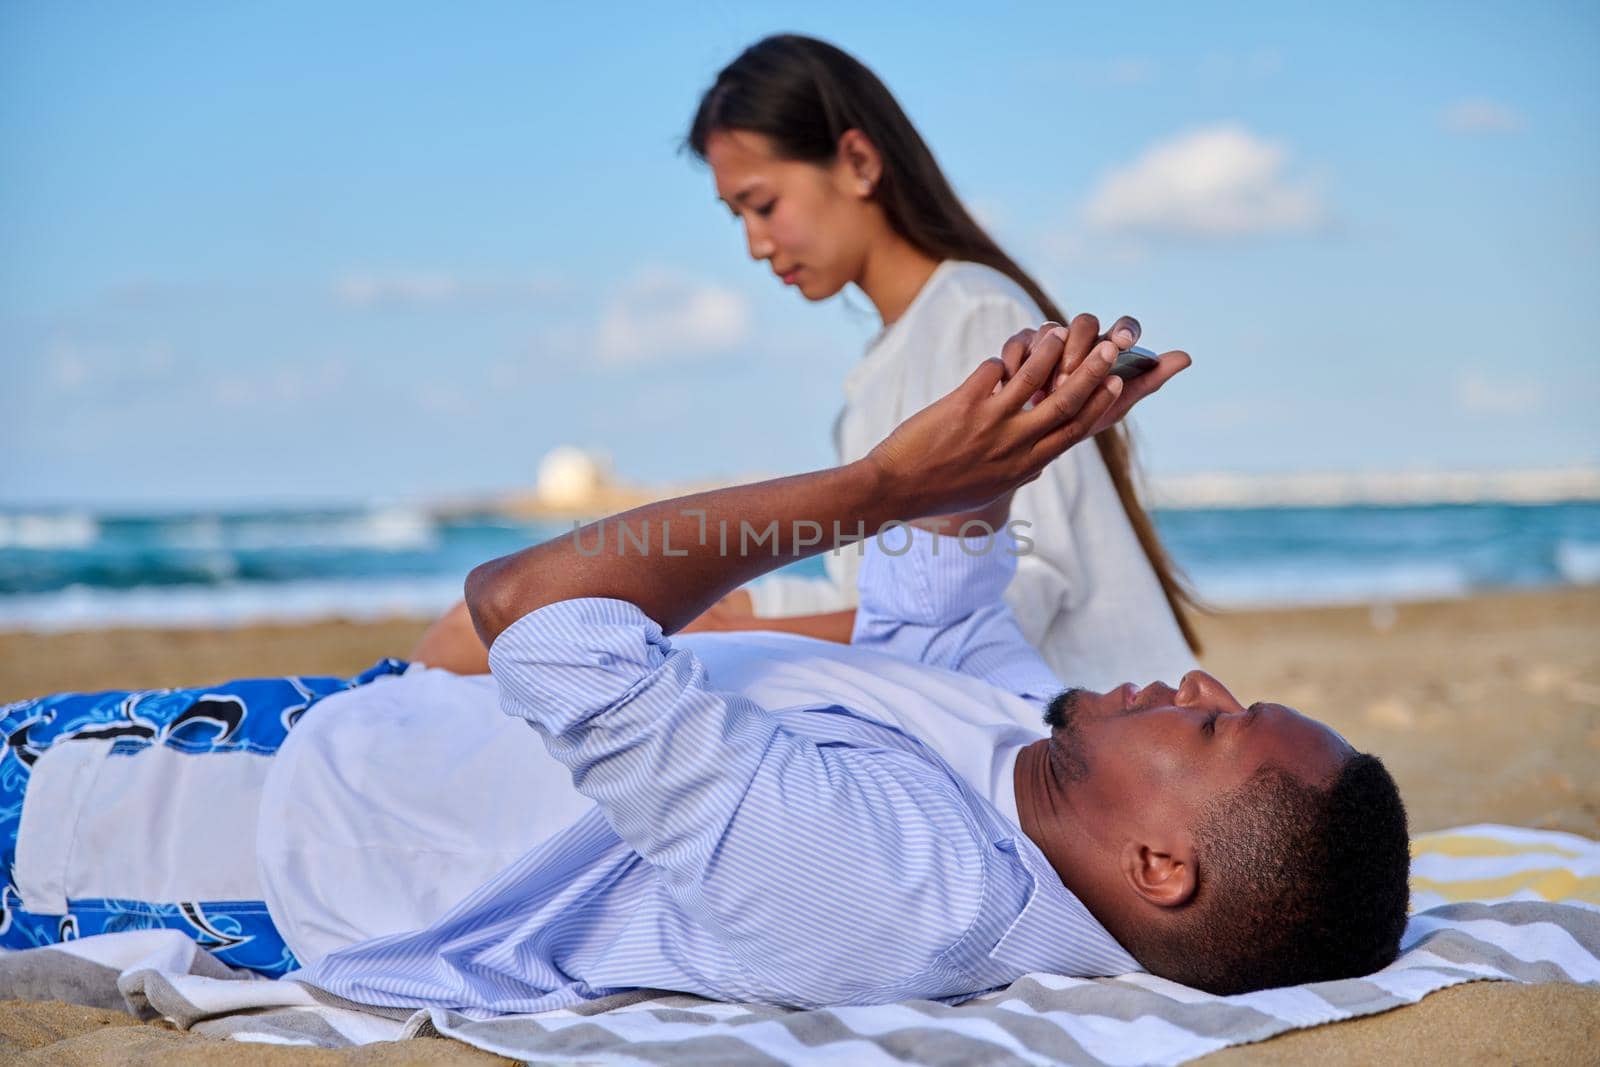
left=875, top=263, right=1043, bottom=360
left=914, top=260, right=1043, bottom=321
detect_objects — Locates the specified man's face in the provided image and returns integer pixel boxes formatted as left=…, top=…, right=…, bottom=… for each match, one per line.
left=1046, top=670, right=1353, bottom=836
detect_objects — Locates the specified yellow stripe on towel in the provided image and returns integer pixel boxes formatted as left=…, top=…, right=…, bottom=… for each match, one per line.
left=1411, top=834, right=1584, bottom=861
left=1409, top=870, right=1600, bottom=904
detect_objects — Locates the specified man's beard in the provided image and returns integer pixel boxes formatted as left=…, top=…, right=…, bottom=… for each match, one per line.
left=1043, top=687, right=1091, bottom=784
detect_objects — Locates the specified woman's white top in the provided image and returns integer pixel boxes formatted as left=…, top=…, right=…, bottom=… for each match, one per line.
left=748, top=260, right=1198, bottom=691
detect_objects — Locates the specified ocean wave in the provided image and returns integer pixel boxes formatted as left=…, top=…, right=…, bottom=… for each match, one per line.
left=153, top=508, right=440, bottom=552
left=0, top=513, right=99, bottom=550
left=1555, top=540, right=1600, bottom=585
left=1184, top=559, right=1475, bottom=608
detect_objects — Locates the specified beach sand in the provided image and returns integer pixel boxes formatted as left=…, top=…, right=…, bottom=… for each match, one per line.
left=1, top=586, right=1596, bottom=1062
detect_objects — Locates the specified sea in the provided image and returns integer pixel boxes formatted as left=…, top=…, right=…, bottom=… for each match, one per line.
left=0, top=501, right=1597, bottom=632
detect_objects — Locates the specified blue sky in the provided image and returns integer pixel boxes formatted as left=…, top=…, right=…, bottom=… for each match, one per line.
left=2, top=1, right=1597, bottom=508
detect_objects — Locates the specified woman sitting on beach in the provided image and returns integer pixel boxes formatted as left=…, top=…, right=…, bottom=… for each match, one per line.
left=410, top=35, right=1204, bottom=685
left=673, top=34, right=1201, bottom=690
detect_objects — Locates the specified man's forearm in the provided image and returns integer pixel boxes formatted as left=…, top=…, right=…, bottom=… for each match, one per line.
left=467, top=319, right=1178, bottom=648
left=467, top=457, right=929, bottom=646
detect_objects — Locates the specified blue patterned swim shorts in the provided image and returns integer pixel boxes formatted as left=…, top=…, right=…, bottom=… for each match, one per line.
left=0, top=659, right=407, bottom=976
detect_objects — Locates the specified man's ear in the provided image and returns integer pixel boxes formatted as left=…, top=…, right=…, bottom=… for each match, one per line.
left=835, top=128, right=882, bottom=197
left=1119, top=839, right=1198, bottom=909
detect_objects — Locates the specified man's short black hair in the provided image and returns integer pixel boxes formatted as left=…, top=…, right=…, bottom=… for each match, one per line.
left=1131, top=753, right=1410, bottom=995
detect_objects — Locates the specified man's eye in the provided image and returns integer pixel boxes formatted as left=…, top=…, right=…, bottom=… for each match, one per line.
left=1202, top=712, right=1221, bottom=736
left=755, top=200, right=776, bottom=217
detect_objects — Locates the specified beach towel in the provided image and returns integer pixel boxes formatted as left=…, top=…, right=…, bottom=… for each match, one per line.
left=1, top=822, right=1596, bottom=1065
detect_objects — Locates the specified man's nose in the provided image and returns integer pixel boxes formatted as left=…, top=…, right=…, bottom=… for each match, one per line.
left=1176, top=670, right=1242, bottom=710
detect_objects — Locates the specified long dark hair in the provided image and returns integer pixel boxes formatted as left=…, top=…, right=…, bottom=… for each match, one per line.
left=687, top=34, right=1202, bottom=652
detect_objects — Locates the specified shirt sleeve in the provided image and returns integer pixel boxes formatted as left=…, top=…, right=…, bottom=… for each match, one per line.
left=488, top=597, right=996, bottom=1005
left=852, top=525, right=1063, bottom=703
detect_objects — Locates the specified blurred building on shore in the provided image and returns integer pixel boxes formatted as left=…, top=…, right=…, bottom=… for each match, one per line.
left=444, top=447, right=749, bottom=522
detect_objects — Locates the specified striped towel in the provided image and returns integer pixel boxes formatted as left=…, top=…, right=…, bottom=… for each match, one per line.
left=1410, top=822, right=1600, bottom=910
left=2, top=823, right=1596, bottom=1064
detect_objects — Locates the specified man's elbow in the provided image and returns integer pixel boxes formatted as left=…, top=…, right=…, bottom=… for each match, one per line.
left=464, top=558, right=520, bottom=648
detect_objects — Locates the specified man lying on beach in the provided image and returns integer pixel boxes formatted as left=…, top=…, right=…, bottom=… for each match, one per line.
left=0, top=317, right=1410, bottom=1012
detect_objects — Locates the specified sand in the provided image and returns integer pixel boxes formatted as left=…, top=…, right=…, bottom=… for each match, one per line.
left=1, top=585, right=1596, bottom=1062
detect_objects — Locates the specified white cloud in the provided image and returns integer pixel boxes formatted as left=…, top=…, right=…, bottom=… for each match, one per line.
left=1048, top=232, right=1151, bottom=268
left=211, top=377, right=251, bottom=407
left=416, top=383, right=472, bottom=417
left=595, top=270, right=752, bottom=366
left=1441, top=98, right=1524, bottom=135
left=1197, top=49, right=1284, bottom=82
left=45, top=338, right=176, bottom=393
left=1103, top=58, right=1155, bottom=87
left=207, top=360, right=349, bottom=408
left=1456, top=370, right=1541, bottom=416
left=50, top=348, right=89, bottom=391
left=336, top=273, right=459, bottom=308
left=1082, top=124, right=1326, bottom=239
left=333, top=272, right=563, bottom=309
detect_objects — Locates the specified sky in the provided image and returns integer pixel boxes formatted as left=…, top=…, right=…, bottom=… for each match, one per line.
left=2, top=1, right=1597, bottom=509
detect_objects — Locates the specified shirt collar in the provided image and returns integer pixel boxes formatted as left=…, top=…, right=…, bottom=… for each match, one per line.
left=988, top=829, right=1141, bottom=977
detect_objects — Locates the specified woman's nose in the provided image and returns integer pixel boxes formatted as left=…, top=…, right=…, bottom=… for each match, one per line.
left=744, top=221, right=774, bottom=261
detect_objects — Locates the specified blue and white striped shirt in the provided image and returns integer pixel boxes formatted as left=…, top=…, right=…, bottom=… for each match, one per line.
left=294, top=527, right=1139, bottom=1016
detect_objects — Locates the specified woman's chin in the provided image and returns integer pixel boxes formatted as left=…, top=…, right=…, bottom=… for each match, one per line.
left=796, top=277, right=845, bottom=302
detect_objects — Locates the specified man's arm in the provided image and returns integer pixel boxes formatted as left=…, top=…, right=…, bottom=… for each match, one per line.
left=467, top=318, right=1186, bottom=644
left=467, top=458, right=895, bottom=640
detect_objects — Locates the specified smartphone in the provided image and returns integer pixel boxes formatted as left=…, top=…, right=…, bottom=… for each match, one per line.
left=1110, top=346, right=1160, bottom=381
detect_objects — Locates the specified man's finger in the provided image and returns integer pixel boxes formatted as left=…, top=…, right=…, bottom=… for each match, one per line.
left=1114, top=350, right=1190, bottom=409
left=1033, top=377, right=1124, bottom=461
left=1052, top=313, right=1140, bottom=393
left=1087, top=350, right=1190, bottom=435
left=964, top=356, right=1008, bottom=400
left=1107, top=315, right=1141, bottom=350
left=1000, top=325, right=1067, bottom=407
left=993, top=331, right=1029, bottom=395
left=1000, top=329, right=1036, bottom=376
left=1074, top=376, right=1125, bottom=438
left=1063, top=314, right=1101, bottom=371
left=1028, top=336, right=1118, bottom=429
left=1047, top=313, right=1103, bottom=393
left=995, top=328, right=1038, bottom=394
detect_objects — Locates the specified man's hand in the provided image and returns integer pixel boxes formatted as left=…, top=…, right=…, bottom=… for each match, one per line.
left=867, top=315, right=1183, bottom=520
left=1001, top=313, right=1190, bottom=439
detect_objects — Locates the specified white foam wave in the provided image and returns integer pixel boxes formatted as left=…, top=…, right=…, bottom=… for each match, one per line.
left=0, top=576, right=463, bottom=633
left=1186, top=559, right=1474, bottom=608
left=1555, top=540, right=1600, bottom=585
left=0, top=513, right=99, bottom=550
left=157, top=508, right=439, bottom=553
